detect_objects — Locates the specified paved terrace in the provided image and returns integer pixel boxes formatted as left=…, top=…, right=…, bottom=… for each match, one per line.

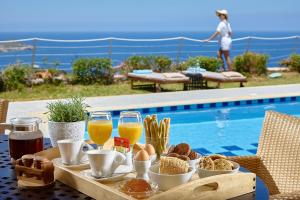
left=7, top=84, right=300, bottom=136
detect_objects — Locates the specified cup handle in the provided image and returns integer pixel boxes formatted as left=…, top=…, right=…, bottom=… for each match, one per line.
left=111, top=152, right=126, bottom=173
left=79, top=142, right=94, bottom=162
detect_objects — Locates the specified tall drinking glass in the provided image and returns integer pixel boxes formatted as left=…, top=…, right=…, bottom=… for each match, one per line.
left=118, top=111, right=143, bottom=145
left=88, top=111, right=112, bottom=150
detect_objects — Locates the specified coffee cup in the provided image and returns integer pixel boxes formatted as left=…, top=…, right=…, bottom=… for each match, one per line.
left=57, top=139, right=93, bottom=165
left=87, top=149, right=126, bottom=178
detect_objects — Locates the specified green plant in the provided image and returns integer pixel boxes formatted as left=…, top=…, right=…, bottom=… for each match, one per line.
left=233, top=52, right=268, bottom=75
left=153, top=56, right=172, bottom=72
left=280, top=54, right=300, bottom=73
left=124, top=56, right=152, bottom=71
left=2, top=64, right=33, bottom=91
left=47, top=96, right=88, bottom=122
left=72, top=58, right=113, bottom=85
left=183, top=56, right=222, bottom=72
left=124, top=55, right=173, bottom=72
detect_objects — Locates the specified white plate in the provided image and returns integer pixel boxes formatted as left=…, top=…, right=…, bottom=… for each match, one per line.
left=115, top=164, right=133, bottom=174
left=52, top=158, right=90, bottom=170
left=81, top=169, right=128, bottom=183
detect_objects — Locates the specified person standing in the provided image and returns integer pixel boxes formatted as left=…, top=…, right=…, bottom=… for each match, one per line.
left=205, top=10, right=233, bottom=71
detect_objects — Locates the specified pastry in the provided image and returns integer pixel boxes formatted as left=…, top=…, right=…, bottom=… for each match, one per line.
left=177, top=155, right=190, bottom=161
left=159, top=156, right=189, bottom=175
left=167, top=145, right=176, bottom=154
left=209, top=154, right=227, bottom=161
left=213, top=158, right=233, bottom=170
left=199, top=156, right=215, bottom=170
left=167, top=153, right=179, bottom=158
left=174, top=143, right=191, bottom=156
left=188, top=151, right=198, bottom=160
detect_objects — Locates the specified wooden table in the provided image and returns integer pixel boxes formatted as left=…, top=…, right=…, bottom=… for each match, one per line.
left=0, top=135, right=269, bottom=200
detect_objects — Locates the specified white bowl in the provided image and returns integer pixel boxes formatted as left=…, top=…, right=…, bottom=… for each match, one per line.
left=148, top=164, right=195, bottom=191
left=197, top=161, right=240, bottom=178
left=188, top=153, right=202, bottom=170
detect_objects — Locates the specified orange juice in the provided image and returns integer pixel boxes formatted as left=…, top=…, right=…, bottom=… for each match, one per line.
left=88, top=120, right=113, bottom=145
left=118, top=123, right=142, bottom=145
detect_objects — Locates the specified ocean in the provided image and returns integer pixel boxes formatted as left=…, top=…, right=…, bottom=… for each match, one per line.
left=0, top=31, right=299, bottom=71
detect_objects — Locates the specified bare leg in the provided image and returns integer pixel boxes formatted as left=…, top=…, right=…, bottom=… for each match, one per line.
left=217, top=49, right=225, bottom=71
left=223, top=51, right=232, bottom=71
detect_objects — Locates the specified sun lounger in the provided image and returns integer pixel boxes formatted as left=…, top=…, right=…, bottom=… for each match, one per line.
left=127, top=72, right=190, bottom=92
left=183, top=71, right=247, bottom=88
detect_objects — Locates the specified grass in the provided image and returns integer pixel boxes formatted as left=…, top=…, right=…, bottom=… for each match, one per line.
left=0, top=72, right=299, bottom=102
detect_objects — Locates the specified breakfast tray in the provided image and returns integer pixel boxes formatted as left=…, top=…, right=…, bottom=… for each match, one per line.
left=36, top=147, right=256, bottom=200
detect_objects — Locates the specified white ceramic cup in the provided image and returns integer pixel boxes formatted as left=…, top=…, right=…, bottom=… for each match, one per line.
left=87, top=149, right=126, bottom=178
left=57, top=139, right=93, bottom=165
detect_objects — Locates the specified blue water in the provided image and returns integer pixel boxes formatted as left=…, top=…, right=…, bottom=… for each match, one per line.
left=106, top=100, right=300, bottom=156
left=0, top=31, right=299, bottom=71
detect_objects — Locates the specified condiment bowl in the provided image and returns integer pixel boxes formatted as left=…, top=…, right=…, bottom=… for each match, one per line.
left=188, top=153, right=202, bottom=170
left=197, top=161, right=240, bottom=178
left=148, top=164, right=195, bottom=191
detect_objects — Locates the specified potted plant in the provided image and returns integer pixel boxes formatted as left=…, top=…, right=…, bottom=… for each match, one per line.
left=47, top=96, right=88, bottom=147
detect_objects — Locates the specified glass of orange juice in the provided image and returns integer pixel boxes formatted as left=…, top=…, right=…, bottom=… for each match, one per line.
left=88, top=111, right=113, bottom=150
left=118, top=111, right=142, bottom=145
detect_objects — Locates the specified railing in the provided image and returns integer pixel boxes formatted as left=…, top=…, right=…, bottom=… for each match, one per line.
left=0, top=36, right=299, bottom=71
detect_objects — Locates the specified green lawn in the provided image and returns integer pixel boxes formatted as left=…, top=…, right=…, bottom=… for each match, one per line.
left=1, top=72, right=299, bottom=102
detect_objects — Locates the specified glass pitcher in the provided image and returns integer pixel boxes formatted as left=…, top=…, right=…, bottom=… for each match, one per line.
left=1, top=117, right=44, bottom=161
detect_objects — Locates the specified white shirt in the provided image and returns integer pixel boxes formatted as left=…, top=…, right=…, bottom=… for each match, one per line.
left=216, top=20, right=232, bottom=38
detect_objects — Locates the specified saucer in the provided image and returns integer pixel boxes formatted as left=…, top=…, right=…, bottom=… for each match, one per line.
left=81, top=169, right=128, bottom=183
left=52, top=158, right=90, bottom=170
left=115, top=164, right=134, bottom=174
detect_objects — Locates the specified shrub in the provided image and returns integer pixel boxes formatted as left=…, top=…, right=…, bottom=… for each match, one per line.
left=183, top=56, right=222, bottom=72
left=153, top=56, right=172, bottom=72
left=124, top=55, right=173, bottom=72
left=233, top=52, right=268, bottom=75
left=280, top=54, right=300, bottom=73
left=124, top=56, right=152, bottom=71
left=72, top=58, right=113, bottom=85
left=2, top=64, right=33, bottom=91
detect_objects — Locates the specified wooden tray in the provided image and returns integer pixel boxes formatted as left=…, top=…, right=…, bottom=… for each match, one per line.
left=36, top=147, right=256, bottom=200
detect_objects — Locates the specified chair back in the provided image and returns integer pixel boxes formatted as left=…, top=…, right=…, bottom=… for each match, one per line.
left=0, top=99, right=9, bottom=134
left=257, top=111, right=300, bottom=194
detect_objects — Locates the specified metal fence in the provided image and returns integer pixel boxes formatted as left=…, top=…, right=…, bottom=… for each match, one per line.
left=0, top=36, right=299, bottom=71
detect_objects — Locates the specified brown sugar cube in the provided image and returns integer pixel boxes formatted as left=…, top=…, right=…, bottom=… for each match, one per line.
left=21, top=154, right=34, bottom=168
left=42, top=161, right=55, bottom=184
left=21, top=154, right=35, bottom=178
left=34, top=156, right=48, bottom=169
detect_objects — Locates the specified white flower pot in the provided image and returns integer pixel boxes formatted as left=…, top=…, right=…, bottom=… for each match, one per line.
left=48, top=121, right=86, bottom=147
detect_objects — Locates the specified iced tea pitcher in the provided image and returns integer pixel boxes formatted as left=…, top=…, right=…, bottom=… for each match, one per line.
left=0, top=117, right=44, bottom=162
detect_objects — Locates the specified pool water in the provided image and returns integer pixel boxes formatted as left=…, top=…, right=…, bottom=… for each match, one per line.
left=87, top=100, right=300, bottom=156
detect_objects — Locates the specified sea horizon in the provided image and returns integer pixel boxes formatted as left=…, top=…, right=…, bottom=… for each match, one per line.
left=0, top=31, right=299, bottom=70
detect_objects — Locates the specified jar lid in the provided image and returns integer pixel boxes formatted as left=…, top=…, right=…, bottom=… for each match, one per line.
left=10, top=117, right=42, bottom=126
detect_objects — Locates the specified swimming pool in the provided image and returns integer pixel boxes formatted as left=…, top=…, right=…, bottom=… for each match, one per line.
left=88, top=96, right=300, bottom=156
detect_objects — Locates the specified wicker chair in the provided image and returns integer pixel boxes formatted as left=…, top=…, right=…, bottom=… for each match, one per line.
left=228, top=111, right=300, bottom=199
left=0, top=99, right=9, bottom=134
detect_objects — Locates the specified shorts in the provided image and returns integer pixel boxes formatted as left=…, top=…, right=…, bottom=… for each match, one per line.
left=219, top=37, right=232, bottom=51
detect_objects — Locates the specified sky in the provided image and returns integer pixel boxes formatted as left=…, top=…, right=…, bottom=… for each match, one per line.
left=0, top=0, right=299, bottom=32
